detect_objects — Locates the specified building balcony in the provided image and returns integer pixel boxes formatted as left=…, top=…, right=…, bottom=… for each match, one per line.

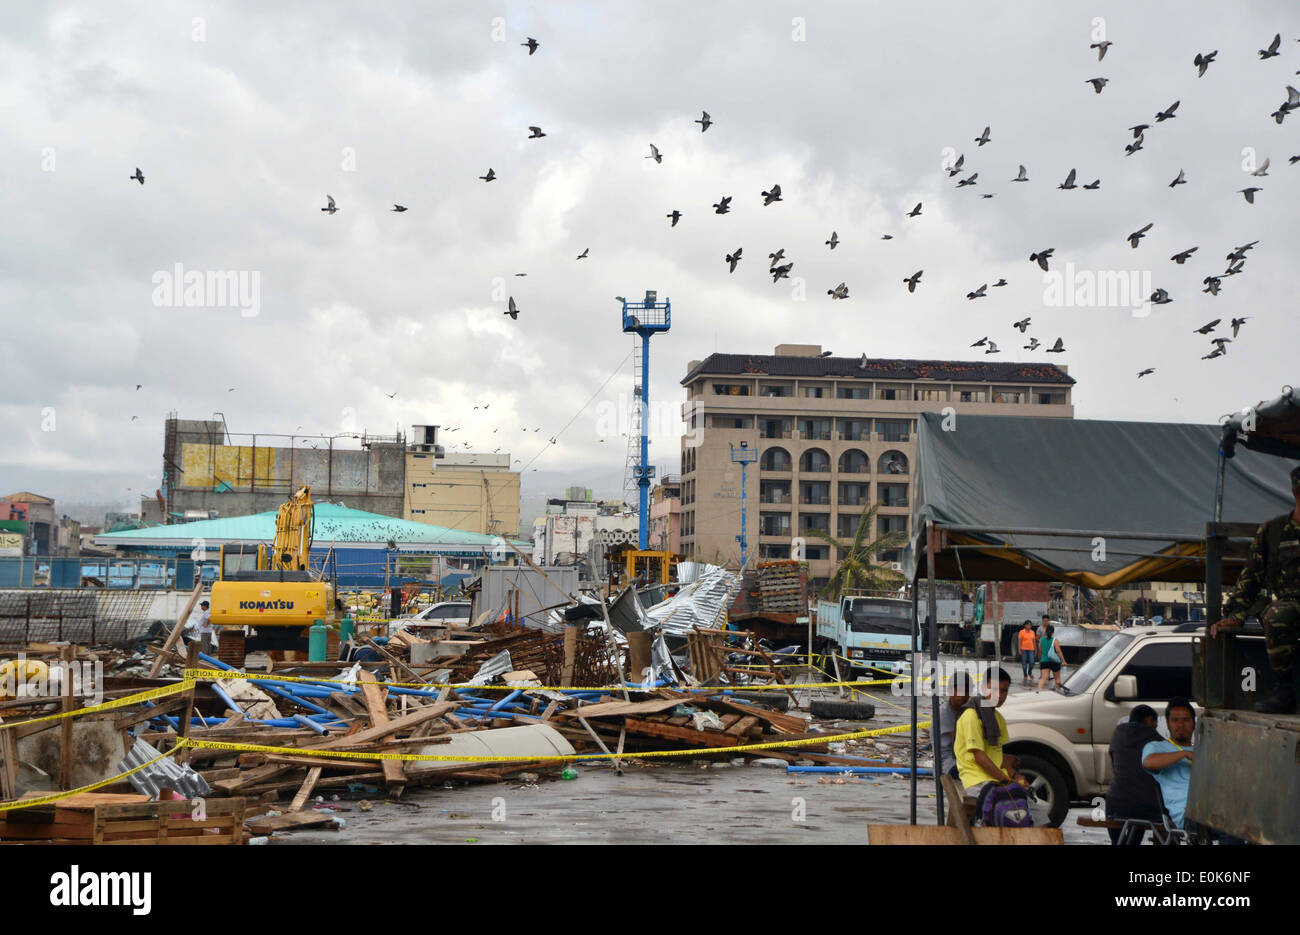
left=759, top=429, right=793, bottom=439
left=759, top=494, right=791, bottom=505
left=800, top=495, right=831, bottom=505
left=879, top=497, right=909, bottom=508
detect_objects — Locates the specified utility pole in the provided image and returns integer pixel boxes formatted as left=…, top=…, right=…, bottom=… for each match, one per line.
left=730, top=442, right=758, bottom=566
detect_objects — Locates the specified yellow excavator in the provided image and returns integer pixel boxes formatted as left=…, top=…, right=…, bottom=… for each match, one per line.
left=208, top=486, right=340, bottom=642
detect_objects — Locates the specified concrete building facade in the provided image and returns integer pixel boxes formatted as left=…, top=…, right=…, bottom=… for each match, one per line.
left=404, top=450, right=521, bottom=537
left=161, top=416, right=408, bottom=521
left=679, top=344, right=1076, bottom=590
left=647, top=476, right=682, bottom=554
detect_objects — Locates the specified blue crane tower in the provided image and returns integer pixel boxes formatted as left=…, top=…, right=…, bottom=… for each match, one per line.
left=620, top=290, right=671, bottom=549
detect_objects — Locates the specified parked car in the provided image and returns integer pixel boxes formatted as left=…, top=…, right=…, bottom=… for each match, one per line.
left=400, top=601, right=471, bottom=627
left=998, top=623, right=1266, bottom=827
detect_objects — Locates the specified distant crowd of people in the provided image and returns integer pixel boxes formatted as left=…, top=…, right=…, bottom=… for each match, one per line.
left=1017, top=614, right=1067, bottom=689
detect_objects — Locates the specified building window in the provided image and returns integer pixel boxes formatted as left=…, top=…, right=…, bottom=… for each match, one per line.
left=761, top=447, right=792, bottom=471
left=993, top=387, right=1027, bottom=404
left=760, top=480, right=791, bottom=504
left=839, top=482, right=870, bottom=506
left=838, top=449, right=870, bottom=474
left=760, top=384, right=793, bottom=397
left=800, top=513, right=830, bottom=535
left=837, top=512, right=868, bottom=538
left=804, top=546, right=829, bottom=562
left=713, top=383, right=751, bottom=396
left=878, top=450, right=909, bottom=475
left=709, top=414, right=753, bottom=429
left=760, top=512, right=791, bottom=536
left=837, top=386, right=871, bottom=400
left=878, top=483, right=909, bottom=508
left=800, top=481, right=830, bottom=505
left=914, top=387, right=947, bottom=401
left=759, top=417, right=792, bottom=439
left=958, top=388, right=987, bottom=403
left=798, top=418, right=832, bottom=440
left=837, top=418, right=870, bottom=441
left=802, top=384, right=829, bottom=398
left=800, top=448, right=831, bottom=473
left=1037, top=391, right=1066, bottom=405
left=876, top=419, right=910, bottom=442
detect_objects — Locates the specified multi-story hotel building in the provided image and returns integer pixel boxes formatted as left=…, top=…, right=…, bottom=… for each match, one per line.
left=678, top=344, right=1075, bottom=590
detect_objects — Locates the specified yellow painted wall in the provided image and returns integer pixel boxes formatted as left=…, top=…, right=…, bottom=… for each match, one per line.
left=181, top=443, right=274, bottom=489
left=404, top=456, right=520, bottom=535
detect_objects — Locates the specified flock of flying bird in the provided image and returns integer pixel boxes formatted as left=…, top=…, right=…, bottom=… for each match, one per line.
left=124, top=24, right=1298, bottom=460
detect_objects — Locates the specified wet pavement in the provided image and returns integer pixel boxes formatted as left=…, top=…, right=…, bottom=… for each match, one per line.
left=280, top=657, right=1107, bottom=845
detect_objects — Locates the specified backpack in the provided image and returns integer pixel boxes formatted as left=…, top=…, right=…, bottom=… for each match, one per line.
left=976, top=781, right=1034, bottom=828
left=1246, top=514, right=1290, bottom=617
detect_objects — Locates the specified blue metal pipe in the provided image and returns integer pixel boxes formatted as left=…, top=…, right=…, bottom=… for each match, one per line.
left=293, top=714, right=329, bottom=735
left=785, top=765, right=933, bottom=776
left=490, top=691, right=522, bottom=711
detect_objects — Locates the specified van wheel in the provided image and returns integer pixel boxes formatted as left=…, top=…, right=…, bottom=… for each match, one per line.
left=1015, top=754, right=1069, bottom=828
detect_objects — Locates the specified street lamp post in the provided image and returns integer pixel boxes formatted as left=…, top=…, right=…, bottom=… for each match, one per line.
left=730, top=441, right=758, bottom=567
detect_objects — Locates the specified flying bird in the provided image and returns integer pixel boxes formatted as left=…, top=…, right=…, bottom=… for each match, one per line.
left=1203, top=347, right=1226, bottom=361
left=1124, top=136, right=1145, bottom=156
left=828, top=283, right=849, bottom=300
left=770, top=263, right=793, bottom=282
left=1091, top=41, right=1112, bottom=61
left=1024, top=337, right=1040, bottom=351
left=947, top=154, right=966, bottom=177
left=966, top=284, right=987, bottom=300
left=1237, top=187, right=1262, bottom=204
left=522, top=37, right=539, bottom=55
left=956, top=172, right=978, bottom=187
left=505, top=297, right=519, bottom=320
left=1194, top=51, right=1217, bottom=77
left=1251, top=157, right=1270, bottom=177
left=1046, top=338, right=1066, bottom=353
left=1227, top=241, right=1258, bottom=262
left=130, top=415, right=138, bottom=421
left=321, top=194, right=338, bottom=214
left=881, top=234, right=894, bottom=240
left=1194, top=319, right=1220, bottom=335
left=761, top=184, right=782, bottom=205
left=392, top=204, right=407, bottom=212
left=130, top=167, right=144, bottom=185
left=1083, top=179, right=1101, bottom=189
left=135, top=384, right=142, bottom=390
left=984, top=341, right=1000, bottom=354
left=1013, top=317, right=1031, bottom=332
left=970, top=336, right=988, bottom=348
left=906, top=202, right=922, bottom=217
left=713, top=196, right=732, bottom=214
left=1259, top=34, right=1281, bottom=60
left=1130, top=124, right=1150, bottom=138
left=1230, top=317, right=1249, bottom=337
left=1058, top=168, right=1078, bottom=190
left=819, top=350, right=834, bottom=357
left=1155, top=101, right=1180, bottom=122
left=1169, top=169, right=1187, bottom=187
left=992, top=278, right=1008, bottom=287
left=576, top=248, right=589, bottom=259
left=1202, top=277, right=1222, bottom=296
left=480, top=168, right=496, bottom=182
left=1127, top=223, right=1153, bottom=248
left=725, top=248, right=743, bottom=273
left=769, top=248, right=786, bottom=266
left=1086, top=77, right=1108, bottom=94
left=696, top=111, right=712, bottom=132
left=667, top=210, right=682, bottom=227
left=974, top=126, right=991, bottom=146
left=385, top=392, right=396, bottom=399
left=1012, top=165, right=1028, bottom=182
left=1138, top=368, right=1156, bottom=378
left=1030, top=248, right=1055, bottom=271
left=646, top=144, right=662, bottom=163
left=825, top=231, right=839, bottom=249
left=904, top=270, right=923, bottom=293
left=1210, top=337, right=1231, bottom=353
left=1171, top=247, right=1198, bottom=264
left=1150, top=288, right=1172, bottom=305
left=528, top=126, right=546, bottom=139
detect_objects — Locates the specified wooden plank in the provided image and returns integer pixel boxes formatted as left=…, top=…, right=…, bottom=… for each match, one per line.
left=867, top=824, right=1064, bottom=845
left=724, top=715, right=760, bottom=738
left=622, top=717, right=739, bottom=746
left=149, top=580, right=205, bottom=677
left=941, top=774, right=977, bottom=845
left=244, top=810, right=339, bottom=834
left=58, top=646, right=75, bottom=791
left=356, top=671, right=405, bottom=795
left=289, top=766, right=323, bottom=812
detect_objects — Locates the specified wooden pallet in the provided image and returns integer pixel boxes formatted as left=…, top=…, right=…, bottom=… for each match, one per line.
left=0, top=792, right=246, bottom=845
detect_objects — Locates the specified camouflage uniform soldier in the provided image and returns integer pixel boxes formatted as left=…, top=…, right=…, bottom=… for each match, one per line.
left=1211, top=464, right=1300, bottom=713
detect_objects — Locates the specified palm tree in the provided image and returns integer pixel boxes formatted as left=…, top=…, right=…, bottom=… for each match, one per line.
left=809, top=503, right=908, bottom=599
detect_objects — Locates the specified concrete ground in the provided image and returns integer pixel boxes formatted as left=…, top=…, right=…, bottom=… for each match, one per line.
left=280, top=657, right=1110, bottom=845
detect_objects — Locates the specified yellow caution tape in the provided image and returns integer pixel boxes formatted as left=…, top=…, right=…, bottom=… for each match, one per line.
left=175, top=720, right=929, bottom=763
left=183, top=667, right=897, bottom=693
left=0, top=745, right=177, bottom=812
left=0, top=680, right=194, bottom=732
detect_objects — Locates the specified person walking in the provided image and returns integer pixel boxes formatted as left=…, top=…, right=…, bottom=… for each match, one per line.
left=1036, top=622, right=1067, bottom=691
left=1017, top=620, right=1038, bottom=684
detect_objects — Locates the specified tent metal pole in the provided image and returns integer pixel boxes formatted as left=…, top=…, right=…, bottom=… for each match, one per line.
left=909, top=583, right=919, bottom=825
left=926, top=519, right=942, bottom=824
left=939, top=525, right=1201, bottom=541
left=1213, top=446, right=1226, bottom=523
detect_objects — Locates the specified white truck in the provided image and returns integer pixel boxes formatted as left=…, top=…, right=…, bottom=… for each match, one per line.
left=815, top=593, right=914, bottom=676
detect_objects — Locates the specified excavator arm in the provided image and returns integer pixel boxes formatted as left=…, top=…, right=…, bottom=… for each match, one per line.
left=271, top=485, right=314, bottom=572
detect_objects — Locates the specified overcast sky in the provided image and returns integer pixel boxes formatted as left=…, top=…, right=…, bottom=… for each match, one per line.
left=1, top=1, right=1297, bottom=528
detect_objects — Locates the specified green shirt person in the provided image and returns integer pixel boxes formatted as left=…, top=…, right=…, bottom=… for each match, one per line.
left=1212, top=464, right=1300, bottom=713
